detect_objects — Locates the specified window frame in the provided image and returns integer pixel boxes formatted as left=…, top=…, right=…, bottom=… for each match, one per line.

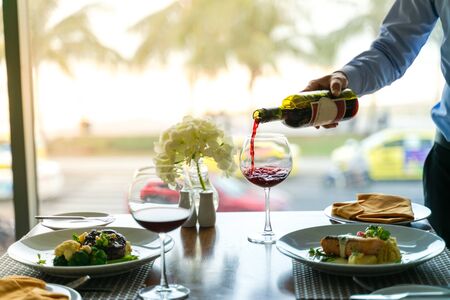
left=3, top=0, right=39, bottom=239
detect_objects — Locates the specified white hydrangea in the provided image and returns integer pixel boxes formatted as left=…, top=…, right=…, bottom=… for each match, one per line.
left=153, top=116, right=236, bottom=188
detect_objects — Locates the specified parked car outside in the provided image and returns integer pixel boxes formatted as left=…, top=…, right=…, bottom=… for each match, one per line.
left=324, top=128, right=434, bottom=187
left=139, top=175, right=289, bottom=212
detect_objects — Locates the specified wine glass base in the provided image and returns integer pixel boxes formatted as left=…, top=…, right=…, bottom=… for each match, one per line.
left=139, top=284, right=190, bottom=300
left=247, top=232, right=276, bottom=244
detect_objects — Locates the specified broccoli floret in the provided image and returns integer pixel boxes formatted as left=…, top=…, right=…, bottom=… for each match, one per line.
left=90, top=248, right=108, bottom=265
left=53, top=255, right=68, bottom=266
left=68, top=250, right=90, bottom=266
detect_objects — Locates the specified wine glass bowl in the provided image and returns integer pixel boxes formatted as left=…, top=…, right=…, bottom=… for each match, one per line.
left=240, top=133, right=292, bottom=244
left=128, top=166, right=192, bottom=300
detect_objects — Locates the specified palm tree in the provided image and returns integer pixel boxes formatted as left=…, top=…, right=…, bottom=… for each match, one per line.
left=129, top=0, right=302, bottom=92
left=302, top=0, right=395, bottom=68
left=1, top=2, right=124, bottom=71
left=29, top=1, right=123, bottom=74
left=1, top=2, right=126, bottom=141
left=24, top=1, right=125, bottom=140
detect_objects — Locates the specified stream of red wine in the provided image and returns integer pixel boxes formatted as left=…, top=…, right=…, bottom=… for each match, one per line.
left=250, top=119, right=259, bottom=172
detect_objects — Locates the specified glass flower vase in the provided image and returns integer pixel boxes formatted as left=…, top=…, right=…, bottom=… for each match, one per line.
left=188, top=158, right=219, bottom=212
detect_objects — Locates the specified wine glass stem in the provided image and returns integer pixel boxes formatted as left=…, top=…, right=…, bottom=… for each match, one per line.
left=159, top=233, right=169, bottom=289
left=263, top=187, right=273, bottom=234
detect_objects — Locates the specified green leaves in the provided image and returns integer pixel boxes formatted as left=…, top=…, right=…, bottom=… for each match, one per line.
left=364, top=225, right=391, bottom=241
left=36, top=254, right=46, bottom=265
left=72, top=233, right=80, bottom=243
left=95, top=232, right=110, bottom=248
left=106, top=254, right=138, bottom=264
left=308, top=247, right=335, bottom=262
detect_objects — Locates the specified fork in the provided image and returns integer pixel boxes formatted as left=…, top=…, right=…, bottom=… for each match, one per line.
left=350, top=291, right=450, bottom=299
left=35, top=215, right=112, bottom=222
left=64, top=275, right=91, bottom=289
left=352, top=276, right=450, bottom=294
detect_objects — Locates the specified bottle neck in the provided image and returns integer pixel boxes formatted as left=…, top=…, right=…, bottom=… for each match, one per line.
left=253, top=107, right=283, bottom=123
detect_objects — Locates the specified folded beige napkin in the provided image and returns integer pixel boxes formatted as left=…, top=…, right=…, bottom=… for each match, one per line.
left=331, top=193, right=415, bottom=224
left=0, top=275, right=69, bottom=300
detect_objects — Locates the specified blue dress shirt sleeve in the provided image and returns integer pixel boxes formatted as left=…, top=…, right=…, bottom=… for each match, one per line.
left=340, top=0, right=439, bottom=96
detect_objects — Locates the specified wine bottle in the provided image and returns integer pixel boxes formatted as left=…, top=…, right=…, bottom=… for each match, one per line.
left=253, top=89, right=359, bottom=128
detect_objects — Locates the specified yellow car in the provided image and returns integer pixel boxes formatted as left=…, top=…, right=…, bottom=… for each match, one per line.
left=327, top=128, right=434, bottom=185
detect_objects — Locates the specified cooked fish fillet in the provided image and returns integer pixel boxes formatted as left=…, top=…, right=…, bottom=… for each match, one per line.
left=320, top=235, right=385, bottom=257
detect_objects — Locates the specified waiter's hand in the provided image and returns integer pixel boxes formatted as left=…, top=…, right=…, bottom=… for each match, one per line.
left=302, top=71, right=349, bottom=129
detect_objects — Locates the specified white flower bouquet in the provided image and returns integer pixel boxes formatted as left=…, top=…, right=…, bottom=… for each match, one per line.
left=153, top=116, right=236, bottom=190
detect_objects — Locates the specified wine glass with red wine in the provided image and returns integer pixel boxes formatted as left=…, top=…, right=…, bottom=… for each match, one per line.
left=240, top=133, right=292, bottom=244
left=128, top=166, right=192, bottom=300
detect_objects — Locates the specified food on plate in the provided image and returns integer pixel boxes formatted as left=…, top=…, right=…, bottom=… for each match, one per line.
left=52, top=229, right=137, bottom=266
left=309, top=225, right=401, bottom=264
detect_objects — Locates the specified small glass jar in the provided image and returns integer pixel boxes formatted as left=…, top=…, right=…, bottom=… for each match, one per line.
left=188, top=158, right=219, bottom=211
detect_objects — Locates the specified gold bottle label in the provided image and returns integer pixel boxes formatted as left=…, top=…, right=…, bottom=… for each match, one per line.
left=309, top=97, right=347, bottom=126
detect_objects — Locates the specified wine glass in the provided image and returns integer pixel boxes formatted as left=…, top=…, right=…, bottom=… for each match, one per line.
left=240, top=133, right=292, bottom=244
left=128, top=166, right=192, bottom=300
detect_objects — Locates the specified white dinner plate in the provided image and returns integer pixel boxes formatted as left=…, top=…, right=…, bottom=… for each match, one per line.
left=46, top=283, right=82, bottom=300
left=323, top=202, right=431, bottom=225
left=8, top=226, right=171, bottom=278
left=372, top=284, right=450, bottom=300
left=276, top=224, right=445, bottom=277
left=40, top=212, right=115, bottom=230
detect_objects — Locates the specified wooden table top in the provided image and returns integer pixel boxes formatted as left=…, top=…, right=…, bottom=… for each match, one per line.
left=30, top=211, right=332, bottom=300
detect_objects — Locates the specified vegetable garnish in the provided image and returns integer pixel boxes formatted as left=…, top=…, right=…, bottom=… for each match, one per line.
left=107, top=254, right=139, bottom=264
left=308, top=247, right=335, bottom=262
left=364, top=225, right=391, bottom=240
left=72, top=233, right=80, bottom=243
left=95, top=232, right=110, bottom=247
left=36, top=254, right=46, bottom=265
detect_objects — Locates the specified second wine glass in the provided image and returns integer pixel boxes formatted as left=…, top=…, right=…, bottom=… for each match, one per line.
left=240, top=133, right=292, bottom=244
left=128, top=166, right=192, bottom=300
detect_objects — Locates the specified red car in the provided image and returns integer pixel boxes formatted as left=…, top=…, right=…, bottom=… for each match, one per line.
left=212, top=176, right=288, bottom=212
left=139, top=181, right=179, bottom=204
left=139, top=176, right=289, bottom=212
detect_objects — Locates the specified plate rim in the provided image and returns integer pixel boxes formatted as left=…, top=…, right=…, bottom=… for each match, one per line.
left=323, top=201, right=431, bottom=225
left=371, top=284, right=450, bottom=295
left=276, top=223, right=446, bottom=276
left=46, top=283, right=82, bottom=300
left=41, top=212, right=115, bottom=230
left=7, top=226, right=167, bottom=277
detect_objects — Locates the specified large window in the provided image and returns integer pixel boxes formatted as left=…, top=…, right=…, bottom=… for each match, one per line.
left=2, top=0, right=443, bottom=245
left=0, top=3, right=15, bottom=254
